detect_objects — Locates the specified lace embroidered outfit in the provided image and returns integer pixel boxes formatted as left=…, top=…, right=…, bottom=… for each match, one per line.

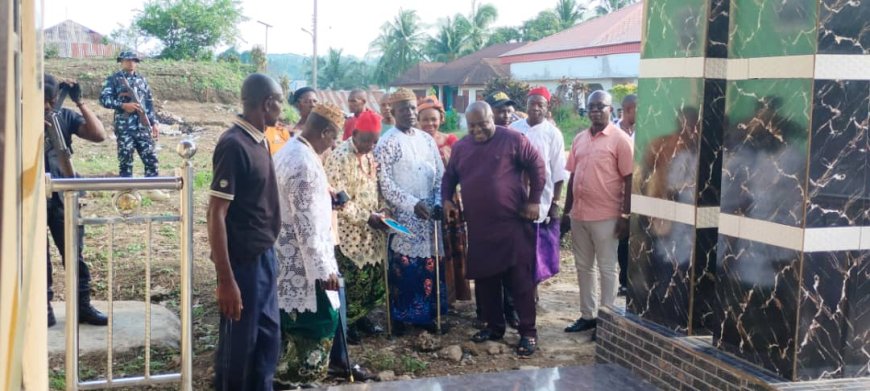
left=273, top=137, right=340, bottom=314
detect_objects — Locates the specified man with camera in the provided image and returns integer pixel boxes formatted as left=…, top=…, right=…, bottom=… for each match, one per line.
left=44, top=74, right=109, bottom=327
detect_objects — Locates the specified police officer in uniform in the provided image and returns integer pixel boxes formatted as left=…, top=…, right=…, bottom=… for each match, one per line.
left=44, top=74, right=109, bottom=327
left=99, top=51, right=168, bottom=200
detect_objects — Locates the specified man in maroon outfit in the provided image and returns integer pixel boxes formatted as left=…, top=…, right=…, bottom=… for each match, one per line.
left=442, top=101, right=546, bottom=356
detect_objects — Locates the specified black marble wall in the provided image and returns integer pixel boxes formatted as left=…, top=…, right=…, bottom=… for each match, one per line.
left=636, top=0, right=868, bottom=382
left=806, top=80, right=869, bottom=228
left=714, top=236, right=802, bottom=379
left=629, top=0, right=728, bottom=336
left=628, top=215, right=694, bottom=334
left=818, top=0, right=870, bottom=54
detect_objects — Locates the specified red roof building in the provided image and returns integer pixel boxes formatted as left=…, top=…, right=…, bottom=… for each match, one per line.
left=44, top=20, right=124, bottom=59
left=500, top=3, right=641, bottom=93
left=391, top=43, right=525, bottom=112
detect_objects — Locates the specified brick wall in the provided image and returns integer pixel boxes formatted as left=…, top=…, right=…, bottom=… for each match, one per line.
left=595, top=307, right=870, bottom=391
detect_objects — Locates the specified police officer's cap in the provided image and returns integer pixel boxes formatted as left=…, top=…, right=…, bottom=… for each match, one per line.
left=117, top=51, right=141, bottom=63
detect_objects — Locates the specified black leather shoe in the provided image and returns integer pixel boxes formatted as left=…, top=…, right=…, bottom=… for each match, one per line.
left=471, top=329, right=504, bottom=343
left=350, top=364, right=376, bottom=381
left=564, top=318, right=596, bottom=333
left=618, top=285, right=628, bottom=297
left=48, top=304, right=57, bottom=328
left=328, top=364, right=376, bottom=381
left=79, top=304, right=108, bottom=326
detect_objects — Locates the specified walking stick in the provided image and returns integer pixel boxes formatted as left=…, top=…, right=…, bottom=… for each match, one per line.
left=337, top=277, right=354, bottom=382
left=434, top=220, right=441, bottom=334
left=383, top=234, right=392, bottom=337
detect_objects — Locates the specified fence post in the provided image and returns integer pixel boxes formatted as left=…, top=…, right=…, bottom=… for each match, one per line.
left=177, top=140, right=197, bottom=391
left=63, top=191, right=80, bottom=391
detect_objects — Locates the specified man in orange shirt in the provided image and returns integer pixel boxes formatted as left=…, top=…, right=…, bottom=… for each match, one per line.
left=561, top=90, right=633, bottom=333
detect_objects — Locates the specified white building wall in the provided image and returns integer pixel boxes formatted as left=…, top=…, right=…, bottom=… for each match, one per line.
left=509, top=52, right=640, bottom=90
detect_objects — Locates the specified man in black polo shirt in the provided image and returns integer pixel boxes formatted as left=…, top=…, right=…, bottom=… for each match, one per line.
left=207, top=73, right=284, bottom=391
left=44, top=74, right=109, bottom=327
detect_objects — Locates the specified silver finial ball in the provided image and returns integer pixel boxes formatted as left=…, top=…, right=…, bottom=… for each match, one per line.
left=176, top=139, right=197, bottom=160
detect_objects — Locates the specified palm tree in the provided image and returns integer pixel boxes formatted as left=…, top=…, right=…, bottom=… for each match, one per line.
left=370, top=8, right=427, bottom=86
left=554, top=0, right=588, bottom=29
left=464, top=2, right=498, bottom=52
left=319, top=48, right=348, bottom=89
left=595, top=0, right=636, bottom=15
left=426, top=15, right=470, bottom=62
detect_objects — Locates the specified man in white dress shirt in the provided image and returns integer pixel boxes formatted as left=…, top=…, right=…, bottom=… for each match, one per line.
left=510, top=86, right=568, bottom=286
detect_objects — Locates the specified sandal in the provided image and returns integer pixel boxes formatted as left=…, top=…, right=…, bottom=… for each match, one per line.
left=471, top=329, right=504, bottom=343
left=516, top=336, right=537, bottom=357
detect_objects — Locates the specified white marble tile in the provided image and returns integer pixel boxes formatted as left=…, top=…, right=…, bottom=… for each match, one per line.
left=748, top=55, right=814, bottom=79
left=639, top=57, right=705, bottom=78
left=815, top=54, right=870, bottom=80
left=803, top=227, right=863, bottom=252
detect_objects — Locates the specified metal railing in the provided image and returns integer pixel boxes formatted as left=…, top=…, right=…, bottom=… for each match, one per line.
left=47, top=140, right=197, bottom=391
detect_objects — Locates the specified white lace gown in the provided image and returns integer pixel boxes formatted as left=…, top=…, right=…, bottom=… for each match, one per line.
left=373, top=127, right=444, bottom=258
left=273, top=138, right=340, bottom=313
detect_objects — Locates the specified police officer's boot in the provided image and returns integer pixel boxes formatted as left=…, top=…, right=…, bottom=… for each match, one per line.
left=48, top=303, right=57, bottom=327
left=78, top=291, right=108, bottom=326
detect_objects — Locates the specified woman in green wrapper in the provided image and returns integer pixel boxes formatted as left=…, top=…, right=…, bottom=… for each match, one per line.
left=273, top=103, right=345, bottom=387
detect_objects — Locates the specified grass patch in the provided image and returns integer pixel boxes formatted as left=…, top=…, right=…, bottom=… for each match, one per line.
left=193, top=170, right=213, bottom=192
left=361, top=351, right=428, bottom=376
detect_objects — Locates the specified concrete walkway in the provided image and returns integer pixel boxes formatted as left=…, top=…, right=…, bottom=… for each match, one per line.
left=48, top=301, right=180, bottom=358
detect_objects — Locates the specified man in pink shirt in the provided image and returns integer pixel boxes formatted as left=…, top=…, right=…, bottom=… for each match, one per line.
left=561, top=90, right=633, bottom=332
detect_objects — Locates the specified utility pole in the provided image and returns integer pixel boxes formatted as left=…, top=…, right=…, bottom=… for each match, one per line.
left=301, top=0, right=318, bottom=88
left=312, top=0, right=318, bottom=89
left=256, top=20, right=272, bottom=72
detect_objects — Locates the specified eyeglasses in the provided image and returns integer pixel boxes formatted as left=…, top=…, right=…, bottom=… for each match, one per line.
left=587, top=103, right=610, bottom=110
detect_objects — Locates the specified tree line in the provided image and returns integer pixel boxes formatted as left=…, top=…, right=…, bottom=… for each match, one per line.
left=108, top=0, right=635, bottom=89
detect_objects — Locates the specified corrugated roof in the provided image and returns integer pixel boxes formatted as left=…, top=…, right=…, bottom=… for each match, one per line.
left=429, top=42, right=525, bottom=86
left=391, top=62, right=446, bottom=86
left=500, top=3, right=642, bottom=58
left=315, top=90, right=386, bottom=114
left=44, top=20, right=124, bottom=59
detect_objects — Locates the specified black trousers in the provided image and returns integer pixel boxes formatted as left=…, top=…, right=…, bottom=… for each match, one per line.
left=475, top=280, right=516, bottom=320
left=618, top=237, right=629, bottom=287
left=476, top=260, right=537, bottom=339
left=46, top=195, right=90, bottom=303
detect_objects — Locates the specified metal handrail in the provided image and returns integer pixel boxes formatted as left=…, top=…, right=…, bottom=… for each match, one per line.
left=59, top=140, right=196, bottom=391
left=48, top=176, right=182, bottom=192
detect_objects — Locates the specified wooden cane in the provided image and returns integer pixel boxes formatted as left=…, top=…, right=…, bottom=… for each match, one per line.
left=384, top=234, right=392, bottom=337
left=434, top=220, right=442, bottom=334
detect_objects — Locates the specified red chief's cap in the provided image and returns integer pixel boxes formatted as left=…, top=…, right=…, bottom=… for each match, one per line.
left=355, top=110, right=383, bottom=134
left=528, top=86, right=551, bottom=102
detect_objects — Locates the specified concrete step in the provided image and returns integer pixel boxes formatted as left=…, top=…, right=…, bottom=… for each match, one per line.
left=48, top=301, right=180, bottom=358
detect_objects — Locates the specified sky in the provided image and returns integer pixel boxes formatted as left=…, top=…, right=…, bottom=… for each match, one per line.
left=44, top=0, right=567, bottom=58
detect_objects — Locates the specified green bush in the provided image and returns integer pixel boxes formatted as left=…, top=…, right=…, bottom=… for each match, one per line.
left=442, top=109, right=460, bottom=132
left=282, top=103, right=300, bottom=125
left=552, top=105, right=591, bottom=147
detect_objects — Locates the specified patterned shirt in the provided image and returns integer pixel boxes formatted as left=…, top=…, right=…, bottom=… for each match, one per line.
left=323, top=139, right=385, bottom=267
left=99, top=70, right=158, bottom=131
left=373, top=127, right=444, bottom=258
left=273, top=137, right=340, bottom=313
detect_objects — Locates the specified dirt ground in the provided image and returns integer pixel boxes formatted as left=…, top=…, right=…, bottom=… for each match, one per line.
left=49, top=98, right=609, bottom=390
